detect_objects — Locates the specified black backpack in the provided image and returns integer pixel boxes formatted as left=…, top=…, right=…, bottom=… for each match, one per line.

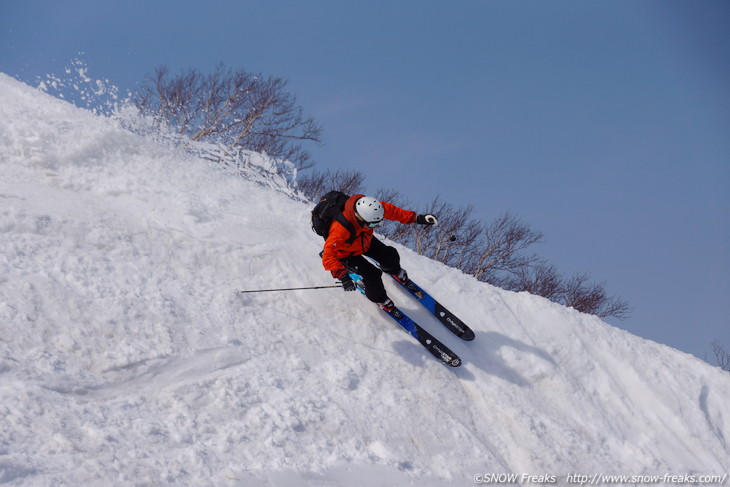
left=311, top=191, right=357, bottom=243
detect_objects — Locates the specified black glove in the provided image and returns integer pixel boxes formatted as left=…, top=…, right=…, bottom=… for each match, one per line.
left=416, top=214, right=438, bottom=226
left=340, top=273, right=356, bottom=292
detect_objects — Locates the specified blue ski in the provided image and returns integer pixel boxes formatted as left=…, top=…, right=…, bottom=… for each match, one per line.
left=389, top=275, right=475, bottom=341
left=350, top=274, right=461, bottom=368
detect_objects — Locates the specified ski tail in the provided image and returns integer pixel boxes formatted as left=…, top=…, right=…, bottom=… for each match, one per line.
left=410, top=321, right=462, bottom=367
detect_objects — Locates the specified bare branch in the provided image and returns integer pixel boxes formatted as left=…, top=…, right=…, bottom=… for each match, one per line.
left=134, top=64, right=322, bottom=170
left=711, top=339, right=730, bottom=372
left=297, top=169, right=367, bottom=201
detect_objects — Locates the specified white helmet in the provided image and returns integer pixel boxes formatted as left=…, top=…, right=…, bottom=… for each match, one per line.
left=355, top=196, right=384, bottom=227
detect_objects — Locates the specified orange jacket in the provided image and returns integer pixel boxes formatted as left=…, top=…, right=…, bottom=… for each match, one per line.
left=322, top=194, right=417, bottom=278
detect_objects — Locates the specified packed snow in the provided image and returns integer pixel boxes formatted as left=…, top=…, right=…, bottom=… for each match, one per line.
left=1, top=73, right=728, bottom=486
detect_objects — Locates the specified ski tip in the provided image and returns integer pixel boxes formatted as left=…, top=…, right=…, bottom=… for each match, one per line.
left=461, top=330, right=476, bottom=341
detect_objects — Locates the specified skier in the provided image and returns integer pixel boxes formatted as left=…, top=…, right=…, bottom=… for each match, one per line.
left=320, top=194, right=438, bottom=311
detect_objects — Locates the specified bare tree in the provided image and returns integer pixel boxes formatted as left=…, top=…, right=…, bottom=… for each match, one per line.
left=135, top=64, right=322, bottom=170
left=463, top=212, right=544, bottom=283
left=503, top=259, right=563, bottom=300
left=404, top=206, right=630, bottom=320
left=297, top=169, right=366, bottom=201
left=711, top=339, right=730, bottom=372
left=414, top=198, right=482, bottom=268
left=558, top=272, right=631, bottom=319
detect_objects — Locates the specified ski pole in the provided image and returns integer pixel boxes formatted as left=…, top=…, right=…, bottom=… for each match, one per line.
left=236, top=283, right=343, bottom=294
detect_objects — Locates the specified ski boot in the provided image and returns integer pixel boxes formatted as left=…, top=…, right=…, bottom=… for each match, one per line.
left=392, top=268, right=410, bottom=285
left=392, top=268, right=421, bottom=295
left=377, top=298, right=403, bottom=319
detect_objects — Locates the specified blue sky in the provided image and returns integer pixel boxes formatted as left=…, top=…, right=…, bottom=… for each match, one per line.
left=2, top=0, right=728, bottom=362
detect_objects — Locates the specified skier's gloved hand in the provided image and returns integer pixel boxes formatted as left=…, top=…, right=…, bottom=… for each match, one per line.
left=340, top=273, right=356, bottom=292
left=416, top=214, right=438, bottom=226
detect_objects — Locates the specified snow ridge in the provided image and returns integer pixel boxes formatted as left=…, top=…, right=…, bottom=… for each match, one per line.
left=1, top=73, right=728, bottom=486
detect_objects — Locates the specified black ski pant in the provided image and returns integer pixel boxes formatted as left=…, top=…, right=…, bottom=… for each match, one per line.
left=341, top=237, right=401, bottom=303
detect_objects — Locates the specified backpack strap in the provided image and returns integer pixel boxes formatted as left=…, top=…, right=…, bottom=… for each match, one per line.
left=335, top=212, right=358, bottom=244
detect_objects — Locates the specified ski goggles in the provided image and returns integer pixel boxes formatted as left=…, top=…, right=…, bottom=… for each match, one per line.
left=355, top=213, right=383, bottom=228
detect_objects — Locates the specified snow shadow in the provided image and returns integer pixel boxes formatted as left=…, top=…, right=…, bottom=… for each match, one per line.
left=462, top=331, right=556, bottom=387
left=390, top=339, right=442, bottom=369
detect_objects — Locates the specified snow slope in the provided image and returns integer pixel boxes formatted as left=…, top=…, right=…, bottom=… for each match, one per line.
left=1, top=73, right=728, bottom=486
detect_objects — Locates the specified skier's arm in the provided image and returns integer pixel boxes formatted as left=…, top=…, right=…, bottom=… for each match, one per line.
left=381, top=202, right=438, bottom=226
left=382, top=202, right=417, bottom=224
left=321, top=224, right=350, bottom=279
